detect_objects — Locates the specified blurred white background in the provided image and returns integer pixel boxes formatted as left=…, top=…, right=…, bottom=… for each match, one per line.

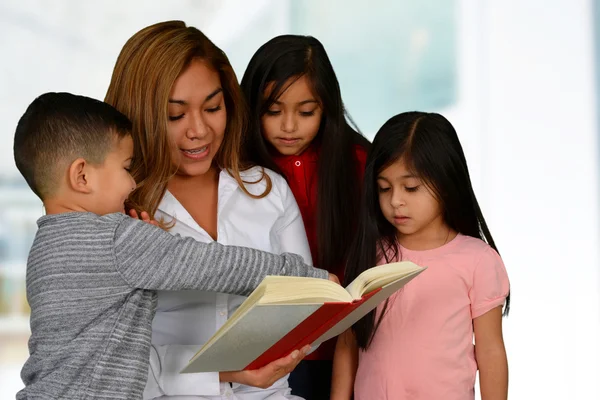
left=0, top=0, right=598, bottom=398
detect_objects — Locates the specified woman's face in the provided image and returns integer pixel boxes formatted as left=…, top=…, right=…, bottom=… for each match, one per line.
left=167, top=59, right=227, bottom=177
left=260, top=75, right=323, bottom=156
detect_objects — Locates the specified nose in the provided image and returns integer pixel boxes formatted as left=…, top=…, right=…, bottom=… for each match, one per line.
left=390, top=188, right=405, bottom=209
left=186, top=111, right=209, bottom=140
left=280, top=112, right=297, bottom=133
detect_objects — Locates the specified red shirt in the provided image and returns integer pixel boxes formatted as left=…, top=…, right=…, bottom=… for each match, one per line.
left=272, top=143, right=368, bottom=360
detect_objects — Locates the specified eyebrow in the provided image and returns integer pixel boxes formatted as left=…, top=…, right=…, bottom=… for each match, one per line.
left=168, top=88, right=223, bottom=105
left=377, top=174, right=417, bottom=181
left=273, top=99, right=319, bottom=106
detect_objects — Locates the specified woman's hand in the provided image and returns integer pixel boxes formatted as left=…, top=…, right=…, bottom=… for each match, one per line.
left=128, top=209, right=159, bottom=227
left=328, top=273, right=340, bottom=284
left=219, top=345, right=311, bottom=389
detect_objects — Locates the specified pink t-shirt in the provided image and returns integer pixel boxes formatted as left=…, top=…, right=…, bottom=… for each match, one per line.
left=354, top=234, right=509, bottom=400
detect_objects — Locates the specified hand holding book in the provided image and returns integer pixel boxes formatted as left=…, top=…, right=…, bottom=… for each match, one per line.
left=219, top=344, right=311, bottom=389
left=183, top=261, right=425, bottom=373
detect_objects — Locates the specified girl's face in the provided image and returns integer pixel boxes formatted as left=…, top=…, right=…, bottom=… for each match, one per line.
left=377, top=158, right=447, bottom=247
left=167, top=59, right=227, bottom=177
left=260, top=75, right=323, bottom=156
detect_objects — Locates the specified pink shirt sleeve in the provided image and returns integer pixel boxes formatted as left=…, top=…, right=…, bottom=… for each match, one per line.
left=469, top=246, right=510, bottom=319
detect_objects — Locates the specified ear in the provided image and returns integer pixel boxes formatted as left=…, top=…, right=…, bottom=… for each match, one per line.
left=68, top=158, right=94, bottom=194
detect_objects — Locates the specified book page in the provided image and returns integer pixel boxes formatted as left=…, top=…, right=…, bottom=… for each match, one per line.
left=345, top=261, right=423, bottom=299
left=259, top=276, right=353, bottom=304
left=192, top=275, right=352, bottom=359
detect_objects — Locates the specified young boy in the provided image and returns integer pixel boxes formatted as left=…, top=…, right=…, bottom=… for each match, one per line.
left=13, top=92, right=334, bottom=399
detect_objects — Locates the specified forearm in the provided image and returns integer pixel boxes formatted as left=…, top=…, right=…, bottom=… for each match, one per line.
left=331, top=330, right=358, bottom=400
left=114, top=217, right=328, bottom=293
left=477, top=345, right=508, bottom=400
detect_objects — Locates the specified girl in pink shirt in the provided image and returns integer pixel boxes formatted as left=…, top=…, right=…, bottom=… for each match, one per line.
left=331, top=112, right=510, bottom=400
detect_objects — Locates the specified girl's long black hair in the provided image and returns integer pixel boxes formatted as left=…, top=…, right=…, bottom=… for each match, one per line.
left=241, top=35, right=370, bottom=273
left=345, top=111, right=510, bottom=349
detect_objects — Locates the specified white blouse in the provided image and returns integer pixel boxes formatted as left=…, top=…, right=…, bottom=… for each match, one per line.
left=143, top=166, right=311, bottom=400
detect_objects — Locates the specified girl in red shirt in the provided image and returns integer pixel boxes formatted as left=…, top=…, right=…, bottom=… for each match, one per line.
left=241, top=35, right=370, bottom=399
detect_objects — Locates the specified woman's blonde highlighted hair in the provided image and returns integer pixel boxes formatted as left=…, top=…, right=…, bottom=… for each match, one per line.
left=105, top=20, right=270, bottom=218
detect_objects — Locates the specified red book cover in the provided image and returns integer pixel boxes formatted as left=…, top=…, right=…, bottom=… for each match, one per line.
left=244, top=288, right=381, bottom=370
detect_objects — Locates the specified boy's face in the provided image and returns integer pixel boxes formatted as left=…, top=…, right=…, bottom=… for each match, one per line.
left=89, top=135, right=136, bottom=215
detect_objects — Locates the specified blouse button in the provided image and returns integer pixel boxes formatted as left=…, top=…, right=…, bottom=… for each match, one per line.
left=294, top=161, right=301, bottom=167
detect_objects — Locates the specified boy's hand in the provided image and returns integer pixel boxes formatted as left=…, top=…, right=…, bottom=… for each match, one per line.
left=328, top=273, right=340, bottom=285
left=128, top=209, right=159, bottom=227
left=219, top=345, right=311, bottom=389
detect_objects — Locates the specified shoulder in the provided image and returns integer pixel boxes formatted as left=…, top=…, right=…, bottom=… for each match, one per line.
left=99, top=212, right=139, bottom=236
left=450, top=235, right=506, bottom=281
left=240, top=165, right=287, bottom=184
left=228, top=167, right=300, bottom=227
left=353, top=143, right=368, bottom=159
left=99, top=212, right=129, bottom=224
left=103, top=212, right=146, bottom=239
left=454, top=236, right=509, bottom=315
left=237, top=166, right=290, bottom=198
left=453, top=234, right=491, bottom=251
left=222, top=167, right=296, bottom=214
left=39, top=212, right=128, bottom=233
left=352, top=144, right=369, bottom=177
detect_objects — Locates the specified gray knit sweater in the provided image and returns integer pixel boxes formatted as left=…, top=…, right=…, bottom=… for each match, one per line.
left=17, top=212, right=327, bottom=399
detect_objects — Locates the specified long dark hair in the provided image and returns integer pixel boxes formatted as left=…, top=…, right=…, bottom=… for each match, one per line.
left=345, top=111, right=510, bottom=349
left=105, top=21, right=272, bottom=223
left=240, top=35, right=370, bottom=272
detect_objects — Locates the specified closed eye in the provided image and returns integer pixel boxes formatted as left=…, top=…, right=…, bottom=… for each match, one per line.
left=169, top=114, right=184, bottom=121
left=206, top=106, right=222, bottom=113
left=405, top=185, right=420, bottom=193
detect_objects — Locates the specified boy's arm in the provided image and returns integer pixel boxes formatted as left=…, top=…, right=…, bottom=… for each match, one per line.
left=474, top=306, right=508, bottom=400
left=112, top=216, right=328, bottom=294
left=331, top=329, right=359, bottom=400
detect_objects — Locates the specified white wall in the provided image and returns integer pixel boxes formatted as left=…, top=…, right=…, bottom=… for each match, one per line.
left=483, top=0, right=600, bottom=398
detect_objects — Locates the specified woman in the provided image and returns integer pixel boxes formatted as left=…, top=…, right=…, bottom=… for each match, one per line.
left=105, top=21, right=320, bottom=399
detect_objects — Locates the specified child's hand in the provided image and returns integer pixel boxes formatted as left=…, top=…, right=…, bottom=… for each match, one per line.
left=128, top=209, right=159, bottom=227
left=328, top=273, right=340, bottom=285
left=219, top=345, right=311, bottom=389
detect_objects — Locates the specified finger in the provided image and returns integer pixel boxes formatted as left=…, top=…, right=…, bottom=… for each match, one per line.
left=150, top=220, right=159, bottom=226
left=140, top=211, right=151, bottom=222
left=299, top=345, right=311, bottom=356
left=268, top=350, right=301, bottom=371
left=128, top=209, right=139, bottom=219
left=284, top=347, right=310, bottom=372
left=283, top=349, right=301, bottom=364
left=257, top=355, right=292, bottom=376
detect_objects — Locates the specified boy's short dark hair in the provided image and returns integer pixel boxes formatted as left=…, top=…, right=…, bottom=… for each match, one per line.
left=13, top=92, right=132, bottom=200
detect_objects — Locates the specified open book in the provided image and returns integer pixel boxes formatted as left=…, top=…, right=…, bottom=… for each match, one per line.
left=181, top=261, right=424, bottom=373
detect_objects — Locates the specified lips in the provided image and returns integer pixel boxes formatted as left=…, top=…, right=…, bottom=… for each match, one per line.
left=182, top=145, right=208, bottom=153
left=276, top=137, right=300, bottom=145
left=393, top=215, right=410, bottom=224
left=180, top=145, right=210, bottom=160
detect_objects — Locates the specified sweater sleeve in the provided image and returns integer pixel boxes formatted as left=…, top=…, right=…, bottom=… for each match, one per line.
left=112, top=216, right=328, bottom=295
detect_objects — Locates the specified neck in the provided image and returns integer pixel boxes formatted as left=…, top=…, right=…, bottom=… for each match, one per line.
left=398, top=219, right=457, bottom=251
left=43, top=198, right=90, bottom=215
left=167, top=166, right=220, bottom=194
